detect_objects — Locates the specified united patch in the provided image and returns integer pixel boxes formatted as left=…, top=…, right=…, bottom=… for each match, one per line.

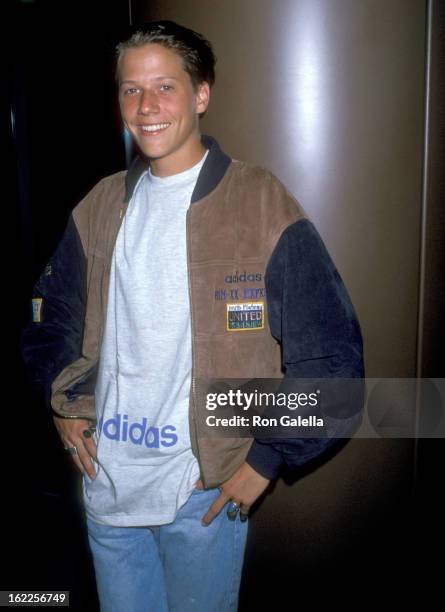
left=227, top=302, right=264, bottom=331
left=32, top=298, right=43, bottom=323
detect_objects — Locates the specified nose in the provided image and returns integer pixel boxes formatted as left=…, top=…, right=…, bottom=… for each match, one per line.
left=138, top=89, right=159, bottom=114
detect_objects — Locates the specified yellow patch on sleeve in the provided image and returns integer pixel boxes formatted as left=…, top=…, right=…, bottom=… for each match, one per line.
left=32, top=298, right=43, bottom=323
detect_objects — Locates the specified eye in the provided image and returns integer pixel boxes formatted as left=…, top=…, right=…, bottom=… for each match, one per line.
left=122, top=87, right=140, bottom=96
left=160, top=84, right=173, bottom=92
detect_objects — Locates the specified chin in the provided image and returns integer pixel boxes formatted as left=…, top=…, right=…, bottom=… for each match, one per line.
left=137, top=144, right=169, bottom=159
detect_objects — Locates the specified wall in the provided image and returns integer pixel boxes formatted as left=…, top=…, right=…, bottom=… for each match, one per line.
left=130, top=1, right=440, bottom=606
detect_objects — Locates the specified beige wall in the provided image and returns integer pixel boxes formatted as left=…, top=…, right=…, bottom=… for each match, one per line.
left=132, top=0, right=431, bottom=606
left=136, top=0, right=427, bottom=379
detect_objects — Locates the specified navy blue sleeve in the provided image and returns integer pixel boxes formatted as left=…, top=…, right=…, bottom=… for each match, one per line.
left=21, top=215, right=87, bottom=408
left=246, top=219, right=365, bottom=479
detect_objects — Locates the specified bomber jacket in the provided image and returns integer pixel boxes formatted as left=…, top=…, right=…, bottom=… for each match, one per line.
left=22, top=136, right=364, bottom=488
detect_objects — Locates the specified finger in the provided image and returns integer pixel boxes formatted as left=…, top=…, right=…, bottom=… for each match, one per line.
left=82, top=434, right=98, bottom=460
left=239, top=503, right=250, bottom=522
left=75, top=440, right=97, bottom=479
left=63, top=444, right=85, bottom=475
left=63, top=435, right=96, bottom=462
left=195, top=479, right=204, bottom=490
left=71, top=451, right=86, bottom=476
left=201, top=492, right=229, bottom=526
left=64, top=439, right=97, bottom=480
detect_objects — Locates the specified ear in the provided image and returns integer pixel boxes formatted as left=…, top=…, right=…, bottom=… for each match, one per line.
left=195, top=82, right=210, bottom=114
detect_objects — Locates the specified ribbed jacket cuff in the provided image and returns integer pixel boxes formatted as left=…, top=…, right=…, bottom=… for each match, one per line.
left=246, top=440, right=283, bottom=480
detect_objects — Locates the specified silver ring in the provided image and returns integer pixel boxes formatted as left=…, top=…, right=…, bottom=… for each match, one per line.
left=65, top=446, right=78, bottom=455
left=227, top=501, right=240, bottom=519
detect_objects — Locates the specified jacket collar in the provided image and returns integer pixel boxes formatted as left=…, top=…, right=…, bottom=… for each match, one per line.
left=124, top=135, right=232, bottom=204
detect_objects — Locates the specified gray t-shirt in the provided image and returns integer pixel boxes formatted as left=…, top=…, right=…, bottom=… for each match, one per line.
left=83, top=152, right=208, bottom=526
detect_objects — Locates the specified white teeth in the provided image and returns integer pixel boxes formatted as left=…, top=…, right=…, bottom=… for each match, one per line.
left=141, top=123, right=170, bottom=132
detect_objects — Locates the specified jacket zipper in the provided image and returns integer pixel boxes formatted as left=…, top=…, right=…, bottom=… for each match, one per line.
left=186, top=206, right=203, bottom=482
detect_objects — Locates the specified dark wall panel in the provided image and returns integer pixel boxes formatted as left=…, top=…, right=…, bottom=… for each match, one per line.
left=420, top=0, right=445, bottom=377
left=10, top=1, right=130, bottom=604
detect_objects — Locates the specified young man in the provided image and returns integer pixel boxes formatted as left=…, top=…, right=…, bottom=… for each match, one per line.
left=22, top=21, right=364, bottom=612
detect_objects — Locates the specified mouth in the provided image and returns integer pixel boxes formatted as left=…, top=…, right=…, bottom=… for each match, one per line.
left=138, top=122, right=171, bottom=136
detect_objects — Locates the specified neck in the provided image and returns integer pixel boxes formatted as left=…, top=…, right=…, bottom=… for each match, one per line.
left=150, top=140, right=206, bottom=178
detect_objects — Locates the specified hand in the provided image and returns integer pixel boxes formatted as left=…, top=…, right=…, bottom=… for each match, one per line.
left=53, top=416, right=97, bottom=480
left=198, top=462, right=270, bottom=526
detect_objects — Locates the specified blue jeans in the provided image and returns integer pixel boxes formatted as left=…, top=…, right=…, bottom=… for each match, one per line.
left=86, top=488, right=248, bottom=612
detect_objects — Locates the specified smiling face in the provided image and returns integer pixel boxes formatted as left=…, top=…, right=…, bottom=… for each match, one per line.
left=118, top=43, right=210, bottom=176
